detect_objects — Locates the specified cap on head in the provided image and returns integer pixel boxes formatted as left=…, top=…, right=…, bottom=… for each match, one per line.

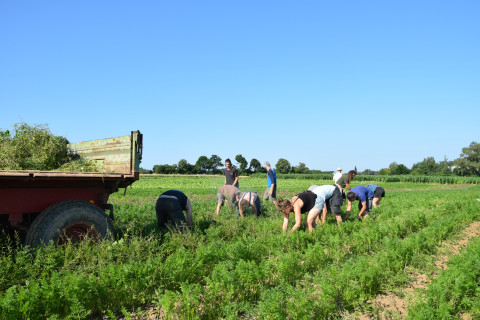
left=337, top=167, right=342, bottom=171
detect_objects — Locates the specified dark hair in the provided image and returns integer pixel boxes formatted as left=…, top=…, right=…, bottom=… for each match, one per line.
left=239, top=199, right=250, bottom=211
left=225, top=158, right=232, bottom=164
left=347, top=192, right=357, bottom=202
left=347, top=170, right=357, bottom=181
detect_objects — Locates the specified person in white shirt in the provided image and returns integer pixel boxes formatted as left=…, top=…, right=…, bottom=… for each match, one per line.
left=333, top=167, right=343, bottom=183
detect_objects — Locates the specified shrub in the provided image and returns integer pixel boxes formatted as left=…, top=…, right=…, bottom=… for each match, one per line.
left=0, top=122, right=69, bottom=170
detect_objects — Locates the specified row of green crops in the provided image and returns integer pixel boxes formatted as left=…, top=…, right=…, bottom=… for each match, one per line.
left=249, top=173, right=480, bottom=184
left=1, top=176, right=479, bottom=319
left=407, top=233, right=480, bottom=319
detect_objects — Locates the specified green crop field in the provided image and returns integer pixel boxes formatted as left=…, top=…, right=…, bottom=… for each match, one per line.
left=1, top=175, right=480, bottom=319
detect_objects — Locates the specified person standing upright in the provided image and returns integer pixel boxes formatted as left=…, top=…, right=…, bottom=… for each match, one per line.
left=335, top=170, right=357, bottom=200
left=263, top=161, right=277, bottom=205
left=224, top=158, right=239, bottom=188
left=333, top=167, right=343, bottom=183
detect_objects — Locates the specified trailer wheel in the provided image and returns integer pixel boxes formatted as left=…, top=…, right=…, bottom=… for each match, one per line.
left=25, top=200, right=114, bottom=246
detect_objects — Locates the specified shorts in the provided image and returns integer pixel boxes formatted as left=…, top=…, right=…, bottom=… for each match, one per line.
left=326, top=186, right=343, bottom=216
left=155, top=195, right=186, bottom=229
left=313, top=196, right=325, bottom=211
left=217, top=191, right=226, bottom=203
left=263, top=186, right=277, bottom=202
left=374, top=187, right=385, bottom=198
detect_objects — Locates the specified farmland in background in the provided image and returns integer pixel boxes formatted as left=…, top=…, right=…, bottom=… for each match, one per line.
left=1, top=175, right=480, bottom=319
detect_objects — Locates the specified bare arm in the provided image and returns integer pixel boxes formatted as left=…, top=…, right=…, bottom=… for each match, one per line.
left=346, top=201, right=352, bottom=212
left=282, top=213, right=289, bottom=232
left=321, top=203, right=328, bottom=223
left=251, top=201, right=258, bottom=217
left=358, top=201, right=367, bottom=217
left=291, top=199, right=304, bottom=232
left=269, top=183, right=275, bottom=195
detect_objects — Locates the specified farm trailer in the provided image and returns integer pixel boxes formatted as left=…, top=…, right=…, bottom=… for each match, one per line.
left=0, top=130, right=143, bottom=245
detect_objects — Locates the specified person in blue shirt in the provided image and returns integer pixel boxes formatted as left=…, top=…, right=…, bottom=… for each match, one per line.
left=366, top=184, right=386, bottom=208
left=307, top=184, right=343, bottom=230
left=345, top=186, right=374, bottom=221
left=263, top=161, right=277, bottom=205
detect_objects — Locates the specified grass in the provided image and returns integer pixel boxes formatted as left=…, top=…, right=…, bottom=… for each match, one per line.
left=1, top=176, right=479, bottom=319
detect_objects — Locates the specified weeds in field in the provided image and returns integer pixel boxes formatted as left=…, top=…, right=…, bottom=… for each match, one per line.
left=1, top=176, right=479, bottom=319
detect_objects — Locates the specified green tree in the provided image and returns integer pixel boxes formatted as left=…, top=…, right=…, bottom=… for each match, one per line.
left=293, top=162, right=309, bottom=174
left=139, top=167, right=152, bottom=174
left=153, top=164, right=177, bottom=174
left=209, top=155, right=223, bottom=174
left=378, top=168, right=390, bottom=175
left=362, top=169, right=376, bottom=175
left=389, top=162, right=410, bottom=175
left=411, top=157, right=438, bottom=176
left=437, top=157, right=453, bottom=176
left=235, top=154, right=248, bottom=173
left=195, top=156, right=210, bottom=174
left=454, top=142, right=480, bottom=176
left=249, top=158, right=262, bottom=173
left=177, top=159, right=194, bottom=174
left=275, top=158, right=292, bottom=174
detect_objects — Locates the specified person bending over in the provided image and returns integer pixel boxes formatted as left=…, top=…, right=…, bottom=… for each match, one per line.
left=275, top=190, right=322, bottom=233
left=366, top=184, right=386, bottom=208
left=155, top=189, right=193, bottom=230
left=308, top=184, right=343, bottom=229
left=237, top=191, right=262, bottom=217
left=216, top=185, right=240, bottom=216
left=345, top=186, right=374, bottom=221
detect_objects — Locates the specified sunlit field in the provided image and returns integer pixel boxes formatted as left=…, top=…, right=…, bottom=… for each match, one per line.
left=1, top=175, right=480, bottom=319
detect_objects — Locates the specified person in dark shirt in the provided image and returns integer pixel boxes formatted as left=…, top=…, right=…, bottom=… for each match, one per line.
left=335, top=170, right=357, bottom=204
left=275, top=190, right=319, bottom=232
left=335, top=170, right=357, bottom=193
left=223, top=158, right=239, bottom=188
left=155, top=190, right=193, bottom=230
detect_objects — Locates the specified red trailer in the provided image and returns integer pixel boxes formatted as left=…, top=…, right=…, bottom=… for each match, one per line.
left=0, top=131, right=143, bottom=245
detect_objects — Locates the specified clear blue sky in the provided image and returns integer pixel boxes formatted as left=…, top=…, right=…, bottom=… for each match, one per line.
left=1, top=1, right=478, bottom=172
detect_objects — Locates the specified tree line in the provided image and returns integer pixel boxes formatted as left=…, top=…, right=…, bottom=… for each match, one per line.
left=142, top=141, right=480, bottom=177
left=2, top=123, right=477, bottom=177
left=144, top=155, right=318, bottom=175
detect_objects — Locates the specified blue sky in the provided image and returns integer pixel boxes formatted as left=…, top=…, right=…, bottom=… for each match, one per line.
left=1, top=1, right=478, bottom=172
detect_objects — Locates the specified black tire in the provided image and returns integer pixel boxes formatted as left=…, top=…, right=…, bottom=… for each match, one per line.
left=25, top=201, right=70, bottom=245
left=25, top=200, right=114, bottom=246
